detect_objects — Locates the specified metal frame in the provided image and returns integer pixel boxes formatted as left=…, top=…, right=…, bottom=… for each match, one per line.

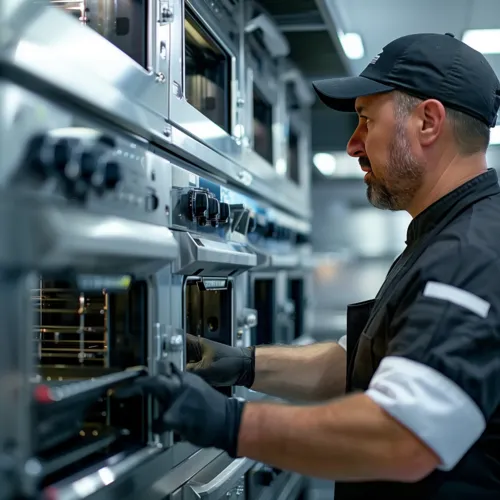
left=168, top=0, right=241, bottom=154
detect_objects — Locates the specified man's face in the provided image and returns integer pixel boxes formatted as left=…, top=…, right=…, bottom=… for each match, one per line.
left=346, top=93, right=425, bottom=211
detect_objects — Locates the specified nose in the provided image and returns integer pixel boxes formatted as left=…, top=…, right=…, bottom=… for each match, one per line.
left=346, top=126, right=366, bottom=158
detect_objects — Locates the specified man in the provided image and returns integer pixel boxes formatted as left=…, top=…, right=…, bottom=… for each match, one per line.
left=127, top=33, right=500, bottom=498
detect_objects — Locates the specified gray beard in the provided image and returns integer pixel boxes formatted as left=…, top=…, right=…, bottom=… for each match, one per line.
left=366, top=123, right=424, bottom=211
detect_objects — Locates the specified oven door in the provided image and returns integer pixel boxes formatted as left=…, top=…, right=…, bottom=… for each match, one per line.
left=166, top=230, right=256, bottom=465
left=4, top=0, right=168, bottom=134
left=168, top=0, right=241, bottom=159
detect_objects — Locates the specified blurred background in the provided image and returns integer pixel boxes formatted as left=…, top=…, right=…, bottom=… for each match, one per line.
left=261, top=0, right=500, bottom=342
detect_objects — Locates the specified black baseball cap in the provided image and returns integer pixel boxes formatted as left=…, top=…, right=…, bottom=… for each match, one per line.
left=313, top=33, right=500, bottom=127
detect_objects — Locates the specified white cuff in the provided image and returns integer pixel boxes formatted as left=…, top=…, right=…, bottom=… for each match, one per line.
left=365, top=356, right=485, bottom=471
left=337, top=335, right=347, bottom=351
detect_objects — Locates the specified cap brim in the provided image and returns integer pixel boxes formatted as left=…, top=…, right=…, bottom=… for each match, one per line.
left=312, top=76, right=394, bottom=112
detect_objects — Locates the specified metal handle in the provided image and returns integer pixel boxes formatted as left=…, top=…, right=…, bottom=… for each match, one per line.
left=186, top=458, right=252, bottom=499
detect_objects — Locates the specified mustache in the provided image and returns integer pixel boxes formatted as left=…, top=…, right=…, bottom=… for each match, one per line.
left=359, top=157, right=371, bottom=169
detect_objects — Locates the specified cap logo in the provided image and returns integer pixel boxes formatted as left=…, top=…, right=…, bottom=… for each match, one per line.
left=370, top=51, right=382, bottom=64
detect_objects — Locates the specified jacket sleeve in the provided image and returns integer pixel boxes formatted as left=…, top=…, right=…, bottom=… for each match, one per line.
left=365, top=242, right=500, bottom=470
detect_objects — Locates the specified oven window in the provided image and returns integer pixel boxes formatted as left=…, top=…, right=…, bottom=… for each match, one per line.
left=253, top=85, right=274, bottom=164
left=33, top=277, right=148, bottom=469
left=253, top=279, right=274, bottom=345
left=184, top=9, right=231, bottom=133
left=287, top=128, right=300, bottom=184
left=289, top=279, right=304, bottom=340
left=184, top=278, right=232, bottom=397
left=50, top=0, right=147, bottom=68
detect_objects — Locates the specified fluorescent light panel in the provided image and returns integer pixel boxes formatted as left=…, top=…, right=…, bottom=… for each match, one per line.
left=339, top=32, right=365, bottom=60
left=462, top=29, right=500, bottom=54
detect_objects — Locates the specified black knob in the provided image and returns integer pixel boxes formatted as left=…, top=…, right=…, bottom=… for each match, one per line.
left=208, top=197, right=220, bottom=219
left=52, top=138, right=72, bottom=173
left=103, top=160, right=121, bottom=189
left=219, top=202, right=230, bottom=223
left=194, top=192, right=208, bottom=217
left=265, top=222, right=276, bottom=238
left=248, top=215, right=257, bottom=233
left=27, top=135, right=71, bottom=179
left=79, top=151, right=98, bottom=181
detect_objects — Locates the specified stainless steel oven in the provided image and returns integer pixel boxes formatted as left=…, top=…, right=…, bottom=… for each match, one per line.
left=168, top=0, right=241, bottom=156
left=0, top=82, right=180, bottom=499
left=3, top=0, right=169, bottom=137
left=282, top=67, right=314, bottom=204
left=157, top=165, right=258, bottom=468
left=50, top=0, right=148, bottom=68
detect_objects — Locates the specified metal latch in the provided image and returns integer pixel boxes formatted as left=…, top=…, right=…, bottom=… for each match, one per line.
left=158, top=0, right=173, bottom=24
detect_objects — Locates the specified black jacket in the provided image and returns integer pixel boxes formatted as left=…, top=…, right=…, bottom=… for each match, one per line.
left=336, top=169, right=500, bottom=499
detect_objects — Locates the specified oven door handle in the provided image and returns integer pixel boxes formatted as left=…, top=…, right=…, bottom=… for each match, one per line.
left=185, top=457, right=253, bottom=499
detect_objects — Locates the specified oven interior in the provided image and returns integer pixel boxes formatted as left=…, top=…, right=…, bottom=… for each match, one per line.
left=184, top=278, right=232, bottom=397
left=288, top=278, right=304, bottom=340
left=253, top=84, right=274, bottom=165
left=252, top=278, right=275, bottom=345
left=184, top=8, right=231, bottom=133
left=50, top=0, right=148, bottom=68
left=33, top=276, right=148, bottom=485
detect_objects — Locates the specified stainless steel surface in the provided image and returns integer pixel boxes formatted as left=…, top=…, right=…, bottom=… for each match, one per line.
left=184, top=455, right=253, bottom=499
left=172, top=231, right=257, bottom=276
left=0, top=0, right=313, bottom=220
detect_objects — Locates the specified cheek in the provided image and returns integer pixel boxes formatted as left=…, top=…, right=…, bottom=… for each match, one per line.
left=365, top=134, right=389, bottom=173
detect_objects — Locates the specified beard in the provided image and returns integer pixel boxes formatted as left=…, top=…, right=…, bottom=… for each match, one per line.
left=364, top=122, right=425, bottom=211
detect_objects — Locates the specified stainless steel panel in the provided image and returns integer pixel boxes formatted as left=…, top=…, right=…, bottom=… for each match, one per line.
left=0, top=0, right=169, bottom=120
left=172, top=231, right=257, bottom=276
left=184, top=454, right=253, bottom=500
left=0, top=200, right=178, bottom=273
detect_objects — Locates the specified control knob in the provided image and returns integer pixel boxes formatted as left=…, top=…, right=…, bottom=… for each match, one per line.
left=219, top=202, right=230, bottom=224
left=208, top=197, right=220, bottom=227
left=103, top=160, right=121, bottom=189
left=25, top=131, right=121, bottom=199
left=190, top=191, right=209, bottom=226
left=265, top=221, right=276, bottom=239
left=248, top=215, right=257, bottom=233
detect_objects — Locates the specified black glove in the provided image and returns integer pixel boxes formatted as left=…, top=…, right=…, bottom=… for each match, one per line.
left=120, top=365, right=245, bottom=457
left=186, top=334, right=255, bottom=388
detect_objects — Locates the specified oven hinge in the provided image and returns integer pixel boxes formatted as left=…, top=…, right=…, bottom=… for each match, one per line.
left=158, top=0, right=174, bottom=24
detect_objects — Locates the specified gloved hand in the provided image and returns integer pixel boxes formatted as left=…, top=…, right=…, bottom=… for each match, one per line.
left=119, top=365, right=245, bottom=457
left=186, top=334, right=255, bottom=388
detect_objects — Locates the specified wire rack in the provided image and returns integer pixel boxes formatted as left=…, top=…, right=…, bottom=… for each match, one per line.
left=33, top=279, right=109, bottom=369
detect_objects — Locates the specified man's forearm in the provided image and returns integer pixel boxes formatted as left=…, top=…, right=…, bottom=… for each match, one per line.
left=237, top=394, right=440, bottom=482
left=251, top=342, right=346, bottom=401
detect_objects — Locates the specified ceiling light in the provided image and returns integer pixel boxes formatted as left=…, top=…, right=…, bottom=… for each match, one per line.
left=313, top=153, right=337, bottom=176
left=339, top=32, right=365, bottom=60
left=462, top=29, right=500, bottom=54
left=491, top=125, right=500, bottom=146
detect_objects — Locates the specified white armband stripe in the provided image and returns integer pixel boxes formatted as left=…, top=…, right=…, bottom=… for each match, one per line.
left=337, top=335, right=347, bottom=351
left=423, top=281, right=490, bottom=318
left=366, top=356, right=486, bottom=471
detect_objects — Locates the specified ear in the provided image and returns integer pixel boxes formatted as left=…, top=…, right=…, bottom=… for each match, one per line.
left=416, top=99, right=446, bottom=147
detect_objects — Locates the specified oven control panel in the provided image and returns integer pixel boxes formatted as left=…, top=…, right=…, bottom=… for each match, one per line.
left=11, top=125, right=166, bottom=227
left=171, top=186, right=231, bottom=231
